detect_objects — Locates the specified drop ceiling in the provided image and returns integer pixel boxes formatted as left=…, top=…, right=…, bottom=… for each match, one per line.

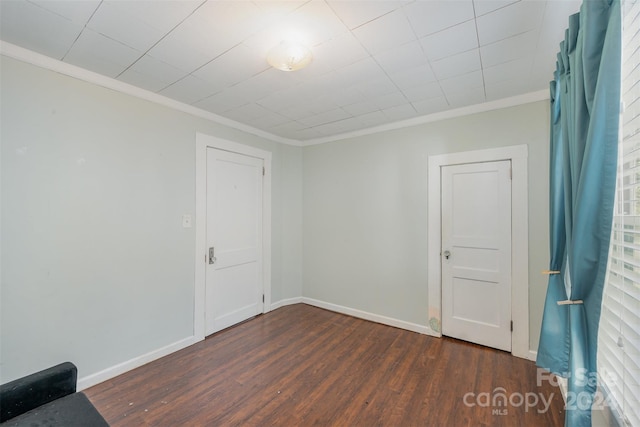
left=0, top=0, right=581, bottom=144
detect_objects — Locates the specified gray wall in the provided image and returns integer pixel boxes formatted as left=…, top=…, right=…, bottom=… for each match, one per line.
left=0, top=56, right=303, bottom=383
left=302, top=101, right=550, bottom=350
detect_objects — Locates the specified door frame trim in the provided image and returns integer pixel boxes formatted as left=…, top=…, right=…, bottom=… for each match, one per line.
left=427, top=145, right=529, bottom=359
left=194, top=133, right=272, bottom=341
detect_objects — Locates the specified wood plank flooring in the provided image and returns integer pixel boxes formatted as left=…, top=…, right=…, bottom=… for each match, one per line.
left=85, top=304, right=564, bottom=426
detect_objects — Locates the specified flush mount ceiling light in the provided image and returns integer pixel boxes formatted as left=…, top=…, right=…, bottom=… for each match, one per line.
left=267, top=40, right=313, bottom=72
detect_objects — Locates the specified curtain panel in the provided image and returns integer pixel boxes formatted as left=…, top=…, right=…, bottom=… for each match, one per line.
left=536, top=1, right=622, bottom=426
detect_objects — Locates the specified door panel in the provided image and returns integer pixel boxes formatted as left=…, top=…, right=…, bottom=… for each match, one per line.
left=206, top=148, right=263, bottom=335
left=441, top=160, right=512, bottom=351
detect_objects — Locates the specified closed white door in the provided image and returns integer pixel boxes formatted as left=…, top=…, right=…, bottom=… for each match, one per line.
left=441, top=160, right=512, bottom=351
left=206, top=148, right=263, bottom=336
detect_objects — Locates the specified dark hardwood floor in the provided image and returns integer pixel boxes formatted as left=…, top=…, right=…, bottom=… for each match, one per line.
left=85, top=304, right=564, bottom=426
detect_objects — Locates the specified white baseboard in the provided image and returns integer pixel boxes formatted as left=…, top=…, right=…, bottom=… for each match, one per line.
left=301, top=297, right=438, bottom=337
left=528, top=350, right=537, bottom=362
left=77, top=336, right=197, bottom=391
left=269, top=296, right=303, bottom=311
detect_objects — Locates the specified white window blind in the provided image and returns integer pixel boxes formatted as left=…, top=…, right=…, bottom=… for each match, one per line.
left=599, top=1, right=640, bottom=426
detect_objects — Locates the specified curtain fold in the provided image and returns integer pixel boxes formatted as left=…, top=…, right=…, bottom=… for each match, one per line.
left=536, top=1, right=621, bottom=426
left=537, top=73, right=570, bottom=375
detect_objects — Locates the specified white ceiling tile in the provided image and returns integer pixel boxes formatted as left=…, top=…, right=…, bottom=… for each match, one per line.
left=258, top=86, right=330, bottom=118
left=389, top=64, right=437, bottom=90
left=476, top=0, right=545, bottom=46
left=331, top=57, right=387, bottom=88
left=312, top=32, right=370, bottom=72
left=298, top=108, right=351, bottom=127
left=480, top=30, right=538, bottom=67
left=419, top=20, right=478, bottom=62
left=231, top=69, right=304, bottom=103
left=353, top=9, right=416, bottom=54
left=160, top=75, right=218, bottom=106
left=245, top=0, right=348, bottom=56
left=412, top=96, right=449, bottom=115
left=327, top=1, right=405, bottom=29
left=326, top=87, right=366, bottom=107
left=357, top=110, right=387, bottom=126
left=248, top=111, right=292, bottom=129
left=257, top=95, right=300, bottom=114
left=343, top=101, right=380, bottom=116
left=483, top=57, right=532, bottom=85
left=402, top=81, right=444, bottom=103
left=278, top=104, right=318, bottom=121
left=355, top=76, right=399, bottom=98
left=148, top=1, right=265, bottom=73
left=439, top=70, right=484, bottom=95
left=193, top=44, right=270, bottom=92
left=306, top=97, right=342, bottom=116
left=270, top=121, right=307, bottom=134
left=485, top=78, right=533, bottom=101
left=118, top=55, right=187, bottom=92
left=472, top=0, right=520, bottom=17
left=0, top=0, right=84, bottom=59
left=527, top=70, right=554, bottom=93
left=222, top=103, right=273, bottom=122
left=64, top=29, right=142, bottom=78
left=106, top=0, right=202, bottom=33
left=30, top=0, right=100, bottom=24
left=431, top=49, right=481, bottom=80
left=146, top=26, right=226, bottom=74
left=193, top=1, right=267, bottom=46
left=252, top=1, right=307, bottom=19
left=257, top=85, right=315, bottom=113
left=195, top=90, right=254, bottom=114
left=446, top=86, right=486, bottom=107
left=403, top=1, right=475, bottom=38
left=285, top=1, right=349, bottom=45
left=530, top=0, right=581, bottom=88
left=291, top=128, right=324, bottom=140
left=290, top=59, right=334, bottom=82
left=382, top=103, right=418, bottom=121
left=87, top=2, right=166, bottom=52
left=372, top=92, right=407, bottom=110
left=311, top=117, right=364, bottom=135
left=374, top=40, right=428, bottom=75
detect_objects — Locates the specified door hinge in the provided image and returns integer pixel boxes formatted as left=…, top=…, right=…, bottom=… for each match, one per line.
left=262, top=294, right=265, bottom=303
left=262, top=166, right=265, bottom=176
left=510, top=321, right=513, bottom=332
left=509, top=167, right=512, bottom=180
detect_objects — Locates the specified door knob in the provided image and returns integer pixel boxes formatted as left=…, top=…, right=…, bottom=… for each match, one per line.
left=443, top=250, right=451, bottom=260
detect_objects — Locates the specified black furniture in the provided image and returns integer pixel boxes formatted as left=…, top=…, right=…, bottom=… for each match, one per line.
left=0, top=362, right=109, bottom=426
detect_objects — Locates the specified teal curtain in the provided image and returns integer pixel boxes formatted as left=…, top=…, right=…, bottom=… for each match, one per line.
left=537, top=72, right=570, bottom=375
left=536, top=1, right=621, bottom=426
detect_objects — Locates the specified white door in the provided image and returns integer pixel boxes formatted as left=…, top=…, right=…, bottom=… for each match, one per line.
left=206, top=148, right=263, bottom=336
left=441, top=160, right=512, bottom=351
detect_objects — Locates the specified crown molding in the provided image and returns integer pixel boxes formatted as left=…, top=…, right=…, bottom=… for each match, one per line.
left=300, top=89, right=550, bottom=146
left=0, top=40, right=301, bottom=147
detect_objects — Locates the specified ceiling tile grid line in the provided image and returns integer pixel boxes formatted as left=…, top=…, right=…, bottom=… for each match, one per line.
left=0, top=0, right=582, bottom=141
left=472, top=1, right=489, bottom=103
left=112, top=0, right=209, bottom=80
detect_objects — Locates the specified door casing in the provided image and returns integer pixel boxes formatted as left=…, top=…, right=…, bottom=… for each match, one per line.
left=427, top=145, right=530, bottom=359
left=195, top=133, right=272, bottom=341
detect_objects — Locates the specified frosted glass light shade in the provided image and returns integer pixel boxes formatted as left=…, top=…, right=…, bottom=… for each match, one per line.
left=267, top=41, right=313, bottom=72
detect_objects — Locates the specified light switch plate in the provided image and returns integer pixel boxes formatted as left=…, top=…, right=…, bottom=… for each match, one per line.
left=182, top=214, right=192, bottom=228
